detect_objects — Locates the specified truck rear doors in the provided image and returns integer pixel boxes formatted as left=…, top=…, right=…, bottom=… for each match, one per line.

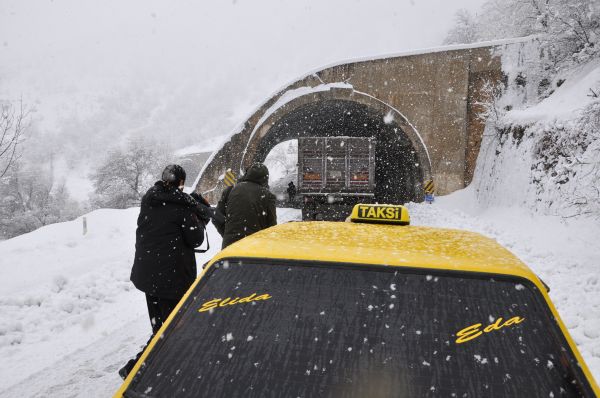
left=298, top=137, right=375, bottom=194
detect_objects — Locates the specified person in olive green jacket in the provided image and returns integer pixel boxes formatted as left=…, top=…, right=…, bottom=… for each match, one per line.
left=215, top=163, right=277, bottom=248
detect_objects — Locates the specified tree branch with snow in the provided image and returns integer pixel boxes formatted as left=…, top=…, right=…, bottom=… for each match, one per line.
left=0, top=99, right=31, bottom=179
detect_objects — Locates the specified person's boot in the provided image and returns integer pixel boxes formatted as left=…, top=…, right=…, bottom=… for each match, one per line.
left=118, top=359, right=137, bottom=380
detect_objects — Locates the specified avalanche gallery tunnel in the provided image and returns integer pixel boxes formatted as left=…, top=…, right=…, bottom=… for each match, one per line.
left=196, top=43, right=504, bottom=203
left=254, top=100, right=423, bottom=204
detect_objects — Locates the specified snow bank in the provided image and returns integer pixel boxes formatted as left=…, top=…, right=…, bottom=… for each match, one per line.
left=0, top=208, right=143, bottom=389
left=0, top=209, right=136, bottom=296
left=506, top=58, right=600, bottom=124
left=0, top=206, right=300, bottom=394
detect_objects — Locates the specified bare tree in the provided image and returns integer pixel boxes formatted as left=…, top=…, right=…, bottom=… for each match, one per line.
left=91, top=137, right=172, bottom=209
left=0, top=99, right=30, bottom=179
left=444, top=0, right=599, bottom=69
left=475, top=80, right=508, bottom=133
left=0, top=160, right=80, bottom=239
left=443, top=9, right=479, bottom=45
left=264, top=141, right=297, bottom=175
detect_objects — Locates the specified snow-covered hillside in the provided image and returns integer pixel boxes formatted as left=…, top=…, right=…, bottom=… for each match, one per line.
left=0, top=198, right=598, bottom=396
left=474, top=43, right=600, bottom=218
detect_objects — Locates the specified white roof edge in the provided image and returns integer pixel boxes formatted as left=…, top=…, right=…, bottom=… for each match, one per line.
left=303, top=35, right=537, bottom=78
left=193, top=35, right=537, bottom=191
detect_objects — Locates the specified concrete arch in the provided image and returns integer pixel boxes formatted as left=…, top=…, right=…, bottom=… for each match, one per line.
left=239, top=87, right=432, bottom=187
left=195, top=42, right=505, bottom=203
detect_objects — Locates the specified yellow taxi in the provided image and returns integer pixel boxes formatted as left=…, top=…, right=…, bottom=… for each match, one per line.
left=115, top=204, right=599, bottom=397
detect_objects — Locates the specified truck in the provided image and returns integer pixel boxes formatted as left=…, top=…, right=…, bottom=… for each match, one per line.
left=298, top=136, right=376, bottom=221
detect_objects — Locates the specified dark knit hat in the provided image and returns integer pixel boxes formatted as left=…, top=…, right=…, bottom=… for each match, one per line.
left=161, top=164, right=186, bottom=184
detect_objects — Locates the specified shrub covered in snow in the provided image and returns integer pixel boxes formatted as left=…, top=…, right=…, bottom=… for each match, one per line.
left=445, top=0, right=599, bottom=74
left=0, top=162, right=81, bottom=239
left=530, top=100, right=600, bottom=217
left=90, top=137, right=172, bottom=209
left=472, top=39, right=600, bottom=219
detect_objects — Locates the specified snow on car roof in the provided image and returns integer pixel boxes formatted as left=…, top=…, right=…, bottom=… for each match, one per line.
left=211, top=221, right=540, bottom=284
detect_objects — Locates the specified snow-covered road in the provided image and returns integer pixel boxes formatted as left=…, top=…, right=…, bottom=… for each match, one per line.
left=0, top=199, right=598, bottom=397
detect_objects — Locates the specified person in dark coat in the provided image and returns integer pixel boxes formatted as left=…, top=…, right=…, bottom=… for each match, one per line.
left=120, top=164, right=207, bottom=379
left=214, top=162, right=277, bottom=248
left=286, top=181, right=297, bottom=202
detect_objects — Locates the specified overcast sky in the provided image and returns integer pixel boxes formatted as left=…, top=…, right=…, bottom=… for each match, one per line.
left=0, top=0, right=487, bottom=154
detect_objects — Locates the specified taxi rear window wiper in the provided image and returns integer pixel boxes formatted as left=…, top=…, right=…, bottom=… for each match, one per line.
left=540, top=278, right=551, bottom=292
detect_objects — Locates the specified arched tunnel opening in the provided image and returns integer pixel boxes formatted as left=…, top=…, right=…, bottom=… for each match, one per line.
left=256, top=99, right=425, bottom=218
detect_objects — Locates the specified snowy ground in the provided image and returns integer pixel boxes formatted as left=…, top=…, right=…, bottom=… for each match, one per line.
left=0, top=199, right=599, bottom=397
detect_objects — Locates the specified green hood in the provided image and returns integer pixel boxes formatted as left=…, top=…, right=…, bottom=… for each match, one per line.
left=241, top=163, right=269, bottom=187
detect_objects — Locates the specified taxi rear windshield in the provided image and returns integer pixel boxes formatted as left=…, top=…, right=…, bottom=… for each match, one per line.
left=125, top=259, right=593, bottom=398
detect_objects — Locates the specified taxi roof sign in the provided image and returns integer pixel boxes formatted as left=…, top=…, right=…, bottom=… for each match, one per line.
left=350, top=204, right=410, bottom=225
